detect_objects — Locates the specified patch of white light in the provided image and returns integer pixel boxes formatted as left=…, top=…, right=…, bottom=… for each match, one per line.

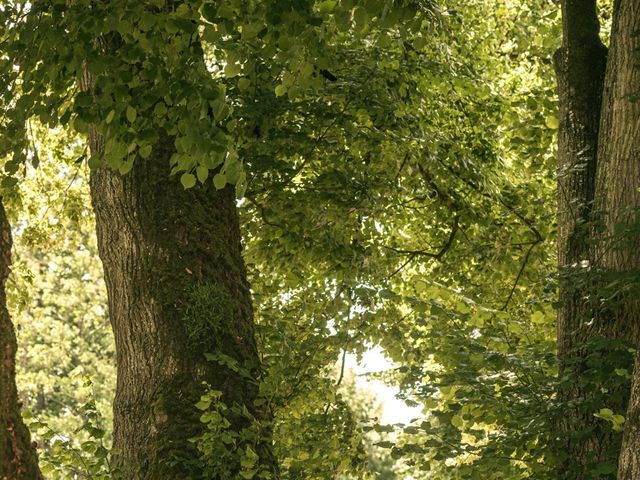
left=346, top=346, right=423, bottom=425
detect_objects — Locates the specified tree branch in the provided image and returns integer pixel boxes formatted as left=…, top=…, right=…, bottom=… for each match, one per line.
left=245, top=194, right=283, bottom=228
left=384, top=215, right=459, bottom=262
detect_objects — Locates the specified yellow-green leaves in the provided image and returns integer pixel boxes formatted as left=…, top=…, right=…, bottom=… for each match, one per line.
left=139, top=145, right=153, bottom=159
left=595, top=408, right=626, bottom=432
left=180, top=173, right=196, bottom=189
left=318, top=0, right=338, bottom=14
left=224, top=62, right=242, bottom=78
left=126, top=105, right=137, bottom=124
left=545, top=115, right=559, bottom=129
left=196, top=166, right=209, bottom=183
left=353, top=7, right=368, bottom=33
left=450, top=415, right=464, bottom=428
left=213, top=173, right=226, bottom=190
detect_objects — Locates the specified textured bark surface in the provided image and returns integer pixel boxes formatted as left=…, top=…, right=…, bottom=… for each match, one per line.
left=89, top=134, right=277, bottom=478
left=0, top=199, right=42, bottom=480
left=556, top=0, right=640, bottom=477
left=554, top=0, right=610, bottom=476
left=598, top=1, right=640, bottom=478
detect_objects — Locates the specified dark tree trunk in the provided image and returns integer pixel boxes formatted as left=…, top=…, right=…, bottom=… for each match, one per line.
left=554, top=1, right=609, bottom=476
left=556, top=0, right=640, bottom=477
left=89, top=134, right=277, bottom=478
left=0, top=199, right=42, bottom=480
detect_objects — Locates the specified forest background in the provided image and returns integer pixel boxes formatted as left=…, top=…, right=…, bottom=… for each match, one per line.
left=0, top=0, right=638, bottom=479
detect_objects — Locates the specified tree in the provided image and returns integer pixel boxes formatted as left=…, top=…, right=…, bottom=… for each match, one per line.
left=1, top=2, right=430, bottom=477
left=83, top=23, right=279, bottom=480
left=87, top=139, right=278, bottom=478
left=242, top=0, right=560, bottom=477
left=600, top=2, right=640, bottom=478
left=555, top=0, right=640, bottom=477
left=2, top=0, right=280, bottom=476
left=0, top=198, right=42, bottom=480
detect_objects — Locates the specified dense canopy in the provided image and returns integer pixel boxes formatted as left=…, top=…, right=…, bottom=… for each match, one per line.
left=1, top=0, right=639, bottom=479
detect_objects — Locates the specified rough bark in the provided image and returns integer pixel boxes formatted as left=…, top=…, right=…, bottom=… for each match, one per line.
left=88, top=133, right=277, bottom=478
left=554, top=0, right=610, bottom=476
left=0, top=199, right=42, bottom=480
left=597, top=1, right=640, bottom=478
left=556, top=0, right=640, bottom=477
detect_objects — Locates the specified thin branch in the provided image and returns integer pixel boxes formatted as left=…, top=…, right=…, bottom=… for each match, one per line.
left=500, top=238, right=541, bottom=311
left=384, top=215, right=460, bottom=262
left=388, top=253, right=416, bottom=278
left=245, top=194, right=283, bottom=228
left=335, top=349, right=347, bottom=388
left=394, top=152, right=410, bottom=182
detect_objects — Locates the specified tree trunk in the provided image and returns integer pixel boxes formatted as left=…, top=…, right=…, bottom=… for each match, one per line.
left=554, top=0, right=610, bottom=476
left=0, top=199, right=42, bottom=480
left=597, top=1, right=640, bottom=477
left=89, top=133, right=277, bottom=478
left=556, top=0, right=640, bottom=477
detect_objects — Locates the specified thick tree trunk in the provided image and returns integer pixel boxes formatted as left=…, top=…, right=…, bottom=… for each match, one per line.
left=0, top=199, right=42, bottom=480
left=554, top=0, right=610, bottom=476
left=556, top=0, right=640, bottom=477
left=89, top=134, right=277, bottom=478
left=597, top=1, right=640, bottom=478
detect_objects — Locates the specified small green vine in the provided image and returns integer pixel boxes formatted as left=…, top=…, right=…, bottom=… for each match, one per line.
left=193, top=387, right=272, bottom=480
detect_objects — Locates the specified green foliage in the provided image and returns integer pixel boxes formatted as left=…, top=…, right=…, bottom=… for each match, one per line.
left=239, top=0, right=562, bottom=475
left=0, top=0, right=430, bottom=193
left=193, top=388, right=272, bottom=480
left=29, top=391, right=114, bottom=480
left=183, top=282, right=234, bottom=353
left=3, top=0, right=630, bottom=479
left=6, top=122, right=116, bottom=451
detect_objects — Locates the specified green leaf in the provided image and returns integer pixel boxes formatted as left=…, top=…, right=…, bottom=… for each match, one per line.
left=196, top=166, right=209, bottom=183
left=106, top=109, right=116, bottom=124
left=213, top=173, right=226, bottom=189
left=451, top=415, right=464, bottom=428
left=195, top=399, right=211, bottom=411
left=119, top=159, right=134, bottom=175
left=88, top=155, right=103, bottom=169
left=375, top=441, right=395, bottom=448
left=224, top=62, right=242, bottom=78
left=235, top=171, right=247, bottom=199
left=353, top=7, right=368, bottom=32
left=181, top=173, right=197, bottom=189
left=237, top=78, right=251, bottom=91
left=126, top=105, right=137, bottom=123
left=318, top=0, right=337, bottom=13
left=154, top=102, right=167, bottom=118
left=139, top=145, right=153, bottom=159
left=1, top=176, right=18, bottom=188
left=545, top=115, right=559, bottom=129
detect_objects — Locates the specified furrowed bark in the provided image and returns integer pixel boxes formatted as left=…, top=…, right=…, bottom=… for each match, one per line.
left=595, top=1, right=640, bottom=478
left=556, top=0, right=640, bottom=476
left=554, top=0, right=610, bottom=476
left=0, top=199, right=42, bottom=480
left=88, top=133, right=278, bottom=478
